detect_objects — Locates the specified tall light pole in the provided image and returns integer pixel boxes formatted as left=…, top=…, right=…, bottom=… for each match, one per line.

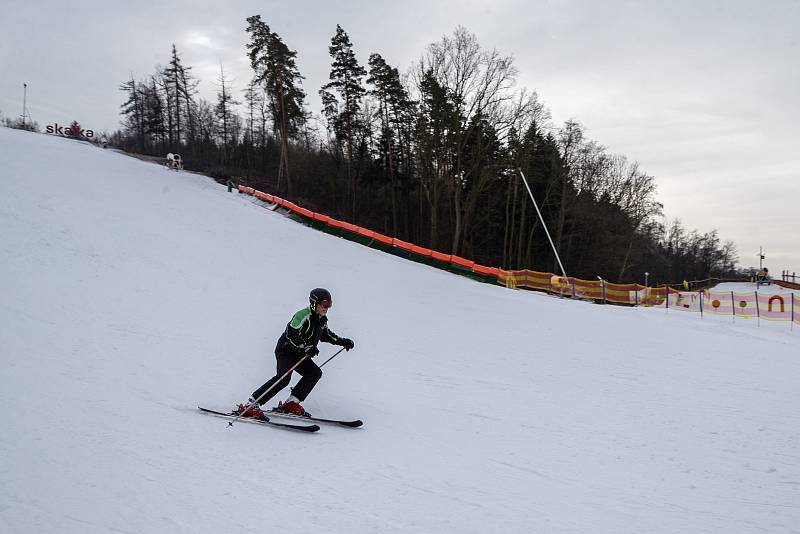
left=22, top=83, right=28, bottom=129
left=645, top=272, right=649, bottom=288
left=518, top=169, right=568, bottom=280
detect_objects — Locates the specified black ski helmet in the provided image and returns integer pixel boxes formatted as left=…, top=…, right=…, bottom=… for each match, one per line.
left=309, top=287, right=332, bottom=308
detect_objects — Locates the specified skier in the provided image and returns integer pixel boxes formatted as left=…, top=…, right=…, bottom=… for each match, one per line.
left=237, top=288, right=354, bottom=418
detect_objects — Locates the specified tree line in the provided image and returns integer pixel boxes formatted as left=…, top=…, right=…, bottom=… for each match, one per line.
left=114, top=21, right=740, bottom=286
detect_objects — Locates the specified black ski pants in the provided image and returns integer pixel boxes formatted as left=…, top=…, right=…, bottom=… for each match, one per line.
left=251, top=350, right=322, bottom=405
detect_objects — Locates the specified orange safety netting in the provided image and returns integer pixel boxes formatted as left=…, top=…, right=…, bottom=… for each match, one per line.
left=236, top=187, right=799, bottom=326
left=665, top=289, right=702, bottom=312
left=758, top=292, right=793, bottom=322
left=794, top=294, right=800, bottom=325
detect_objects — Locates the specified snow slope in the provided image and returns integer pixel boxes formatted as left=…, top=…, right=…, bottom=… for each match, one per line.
left=1, top=126, right=798, bottom=533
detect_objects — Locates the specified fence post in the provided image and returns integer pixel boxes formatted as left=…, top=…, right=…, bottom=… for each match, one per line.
left=755, top=290, right=760, bottom=327
left=731, top=291, right=736, bottom=323
left=699, top=290, right=704, bottom=319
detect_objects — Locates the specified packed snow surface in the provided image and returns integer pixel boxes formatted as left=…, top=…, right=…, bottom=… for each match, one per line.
left=1, top=127, right=798, bottom=533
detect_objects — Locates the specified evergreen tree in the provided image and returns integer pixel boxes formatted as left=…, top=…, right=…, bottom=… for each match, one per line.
left=144, top=77, right=166, bottom=147
left=163, top=45, right=198, bottom=150
left=367, top=53, right=413, bottom=236
left=320, top=25, right=367, bottom=219
left=119, top=75, right=145, bottom=151
left=415, top=68, right=459, bottom=249
left=214, top=64, right=240, bottom=161
left=246, top=15, right=306, bottom=194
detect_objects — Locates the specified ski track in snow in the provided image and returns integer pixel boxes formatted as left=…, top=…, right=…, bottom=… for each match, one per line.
left=1, top=127, right=799, bottom=533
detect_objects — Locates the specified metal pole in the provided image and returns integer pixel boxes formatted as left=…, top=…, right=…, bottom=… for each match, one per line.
left=318, top=346, right=346, bottom=368
left=518, top=169, right=568, bottom=280
left=755, top=290, right=760, bottom=327
left=22, top=83, right=27, bottom=129
left=699, top=290, right=704, bottom=319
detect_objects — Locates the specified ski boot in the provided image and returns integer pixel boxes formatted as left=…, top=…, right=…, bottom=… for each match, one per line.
left=277, top=400, right=310, bottom=417
left=236, top=400, right=266, bottom=420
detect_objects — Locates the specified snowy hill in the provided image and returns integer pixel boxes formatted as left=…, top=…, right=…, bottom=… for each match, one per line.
left=1, top=126, right=798, bottom=533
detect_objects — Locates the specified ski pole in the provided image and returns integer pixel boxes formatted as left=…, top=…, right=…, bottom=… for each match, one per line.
left=318, top=346, right=346, bottom=368
left=227, top=354, right=311, bottom=427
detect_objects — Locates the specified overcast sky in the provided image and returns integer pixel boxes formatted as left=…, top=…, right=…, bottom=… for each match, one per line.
left=2, top=0, right=798, bottom=276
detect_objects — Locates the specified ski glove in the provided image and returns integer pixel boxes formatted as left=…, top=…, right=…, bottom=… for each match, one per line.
left=338, top=338, right=355, bottom=351
left=304, top=345, right=319, bottom=357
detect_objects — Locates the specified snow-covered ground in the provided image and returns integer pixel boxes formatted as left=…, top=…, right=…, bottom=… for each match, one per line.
left=1, top=126, right=798, bottom=533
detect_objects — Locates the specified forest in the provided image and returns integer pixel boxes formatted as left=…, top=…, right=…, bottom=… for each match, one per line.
left=112, top=20, right=739, bottom=285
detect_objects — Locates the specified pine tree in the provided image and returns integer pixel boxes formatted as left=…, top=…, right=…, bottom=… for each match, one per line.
left=367, top=53, right=412, bottom=236
left=415, top=68, right=459, bottom=249
left=215, top=64, right=240, bottom=162
left=119, top=75, right=145, bottom=151
left=320, top=25, right=367, bottom=219
left=163, top=45, right=198, bottom=149
left=144, top=77, right=166, bottom=147
left=246, top=15, right=306, bottom=195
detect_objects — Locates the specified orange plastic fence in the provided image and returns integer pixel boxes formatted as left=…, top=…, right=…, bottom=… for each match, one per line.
left=501, top=270, right=551, bottom=290
left=473, top=264, right=499, bottom=277
left=313, top=212, right=331, bottom=224
left=372, top=232, right=393, bottom=246
left=410, top=245, right=432, bottom=258
left=431, top=251, right=451, bottom=263
left=574, top=279, right=603, bottom=300
left=603, top=283, right=636, bottom=304
left=795, top=295, right=800, bottom=325
left=450, top=255, right=474, bottom=269
left=340, top=221, right=361, bottom=234
left=236, top=187, right=800, bottom=328
left=392, top=238, right=415, bottom=252
left=293, top=205, right=314, bottom=218
left=356, top=227, right=375, bottom=239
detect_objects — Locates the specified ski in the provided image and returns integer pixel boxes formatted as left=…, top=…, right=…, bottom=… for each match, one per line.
left=197, top=407, right=320, bottom=432
left=265, top=409, right=363, bottom=428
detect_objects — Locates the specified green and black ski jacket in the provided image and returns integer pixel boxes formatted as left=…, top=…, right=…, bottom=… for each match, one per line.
left=275, top=306, right=341, bottom=356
